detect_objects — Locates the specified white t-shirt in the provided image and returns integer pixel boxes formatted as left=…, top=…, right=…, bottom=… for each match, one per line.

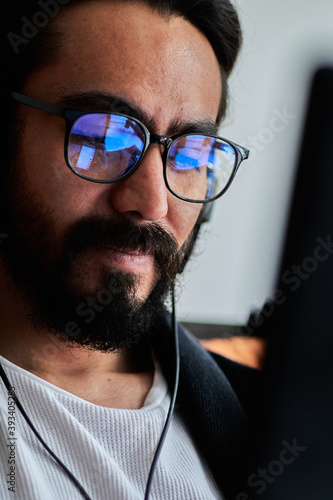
left=0, top=355, right=223, bottom=499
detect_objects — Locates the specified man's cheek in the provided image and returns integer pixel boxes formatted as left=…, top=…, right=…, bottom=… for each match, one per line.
left=175, top=204, right=203, bottom=247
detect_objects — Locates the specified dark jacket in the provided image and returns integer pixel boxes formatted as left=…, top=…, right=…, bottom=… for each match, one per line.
left=151, top=314, right=263, bottom=500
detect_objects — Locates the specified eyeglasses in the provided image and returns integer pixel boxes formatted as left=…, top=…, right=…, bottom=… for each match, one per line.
left=12, top=91, right=249, bottom=204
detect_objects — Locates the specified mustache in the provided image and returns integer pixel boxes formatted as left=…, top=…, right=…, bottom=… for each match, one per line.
left=62, top=215, right=184, bottom=276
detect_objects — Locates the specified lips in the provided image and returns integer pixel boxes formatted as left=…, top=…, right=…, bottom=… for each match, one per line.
left=98, top=245, right=153, bottom=270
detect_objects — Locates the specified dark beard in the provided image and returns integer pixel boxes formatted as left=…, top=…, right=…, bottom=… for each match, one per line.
left=2, top=183, right=200, bottom=353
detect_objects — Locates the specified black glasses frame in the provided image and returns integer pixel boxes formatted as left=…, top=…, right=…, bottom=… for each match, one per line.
left=12, top=91, right=249, bottom=204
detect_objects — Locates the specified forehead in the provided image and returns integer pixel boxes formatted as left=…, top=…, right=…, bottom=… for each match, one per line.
left=24, top=2, right=222, bottom=131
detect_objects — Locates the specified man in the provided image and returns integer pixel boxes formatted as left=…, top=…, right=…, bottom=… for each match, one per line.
left=0, top=1, right=262, bottom=499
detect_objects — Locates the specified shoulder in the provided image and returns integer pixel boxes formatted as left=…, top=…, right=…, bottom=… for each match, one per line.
left=208, top=349, right=265, bottom=421
left=151, top=313, right=265, bottom=421
left=177, top=325, right=265, bottom=422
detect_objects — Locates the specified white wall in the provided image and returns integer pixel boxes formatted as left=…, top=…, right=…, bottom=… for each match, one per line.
left=177, top=0, right=333, bottom=325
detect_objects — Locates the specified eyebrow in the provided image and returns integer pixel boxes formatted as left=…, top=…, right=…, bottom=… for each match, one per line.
left=58, top=91, right=219, bottom=137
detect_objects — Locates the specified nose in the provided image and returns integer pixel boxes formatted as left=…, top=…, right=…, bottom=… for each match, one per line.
left=109, top=145, right=169, bottom=222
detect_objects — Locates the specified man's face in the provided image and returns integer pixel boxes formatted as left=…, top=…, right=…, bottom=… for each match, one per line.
left=4, top=2, right=222, bottom=349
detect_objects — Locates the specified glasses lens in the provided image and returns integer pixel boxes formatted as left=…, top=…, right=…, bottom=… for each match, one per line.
left=68, top=113, right=146, bottom=181
left=166, top=135, right=237, bottom=202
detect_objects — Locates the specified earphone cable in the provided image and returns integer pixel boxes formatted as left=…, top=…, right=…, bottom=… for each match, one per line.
left=143, top=286, right=180, bottom=499
left=0, top=362, right=92, bottom=500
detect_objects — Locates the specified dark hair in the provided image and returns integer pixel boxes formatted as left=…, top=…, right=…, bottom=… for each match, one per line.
left=0, top=0, right=242, bottom=227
